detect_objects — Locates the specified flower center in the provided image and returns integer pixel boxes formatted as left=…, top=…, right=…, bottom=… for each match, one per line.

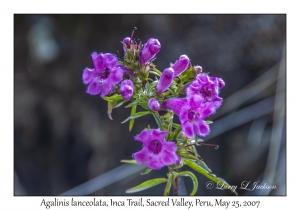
left=148, top=140, right=162, bottom=154
left=200, top=87, right=212, bottom=102
left=188, top=110, right=200, bottom=123
left=99, top=69, right=110, bottom=80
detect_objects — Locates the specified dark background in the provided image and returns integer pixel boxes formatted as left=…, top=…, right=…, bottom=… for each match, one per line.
left=14, top=14, right=286, bottom=196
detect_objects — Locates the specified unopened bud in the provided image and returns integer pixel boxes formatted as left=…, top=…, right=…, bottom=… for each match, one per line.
left=140, top=38, right=161, bottom=65
left=171, top=54, right=190, bottom=77
left=156, top=67, right=175, bottom=94
left=148, top=98, right=160, bottom=112
left=120, top=80, right=134, bottom=100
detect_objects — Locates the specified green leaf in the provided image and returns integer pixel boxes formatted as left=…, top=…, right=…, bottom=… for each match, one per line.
left=179, top=153, right=200, bottom=161
left=151, top=67, right=162, bottom=76
left=140, top=168, right=152, bottom=175
left=103, top=94, right=123, bottom=102
left=107, top=102, right=114, bottom=120
left=172, top=126, right=182, bottom=140
left=125, top=98, right=142, bottom=108
left=176, top=171, right=198, bottom=196
left=172, top=123, right=180, bottom=129
left=121, top=111, right=151, bottom=124
left=197, top=160, right=212, bottom=173
left=184, top=159, right=238, bottom=195
left=152, top=112, right=164, bottom=130
left=129, top=105, right=137, bottom=131
left=126, top=178, right=168, bottom=194
left=164, top=173, right=173, bottom=196
left=205, top=120, right=213, bottom=124
left=120, top=159, right=138, bottom=164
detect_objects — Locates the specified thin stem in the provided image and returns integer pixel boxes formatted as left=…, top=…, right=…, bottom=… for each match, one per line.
left=152, top=112, right=164, bottom=130
left=173, top=169, right=181, bottom=196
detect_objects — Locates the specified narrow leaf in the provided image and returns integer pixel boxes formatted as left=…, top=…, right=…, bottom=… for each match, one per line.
left=103, top=94, right=123, bottom=102
left=179, top=153, right=200, bottom=161
left=164, top=173, right=173, bottom=196
left=107, top=102, right=113, bottom=120
left=184, top=159, right=238, bottom=195
left=205, top=120, right=213, bottom=124
left=197, top=160, right=212, bottom=173
left=129, top=105, right=137, bottom=131
left=121, top=159, right=138, bottom=164
left=140, top=168, right=152, bottom=175
left=121, top=111, right=151, bottom=124
left=152, top=112, right=164, bottom=130
left=125, top=98, right=142, bottom=108
left=126, top=178, right=168, bottom=193
left=177, top=171, right=198, bottom=196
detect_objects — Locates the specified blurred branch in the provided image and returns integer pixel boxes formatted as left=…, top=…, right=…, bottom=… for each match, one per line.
left=213, top=61, right=284, bottom=119
left=60, top=164, right=146, bottom=195
left=261, top=46, right=286, bottom=195
left=205, top=94, right=282, bottom=141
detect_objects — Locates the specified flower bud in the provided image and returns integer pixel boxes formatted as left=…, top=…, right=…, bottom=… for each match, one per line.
left=156, top=67, right=175, bottom=94
left=140, top=38, right=161, bottom=65
left=122, top=37, right=132, bottom=53
left=148, top=98, right=160, bottom=112
left=218, top=78, right=225, bottom=89
left=194, top=65, right=203, bottom=74
left=120, top=80, right=134, bottom=100
left=171, top=54, right=190, bottom=77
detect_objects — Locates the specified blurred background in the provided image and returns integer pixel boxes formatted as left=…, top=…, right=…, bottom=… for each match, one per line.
left=14, top=14, right=286, bottom=196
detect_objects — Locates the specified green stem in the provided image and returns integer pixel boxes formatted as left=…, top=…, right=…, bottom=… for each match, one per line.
left=152, top=112, right=164, bottom=130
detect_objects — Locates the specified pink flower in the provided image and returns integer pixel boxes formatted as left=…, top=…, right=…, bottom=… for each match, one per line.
left=186, top=73, right=224, bottom=111
left=163, top=95, right=214, bottom=138
left=82, top=52, right=123, bottom=97
left=133, top=129, right=179, bottom=170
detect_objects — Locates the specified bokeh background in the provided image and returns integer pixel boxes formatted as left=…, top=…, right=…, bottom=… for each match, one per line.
left=14, top=14, right=286, bottom=196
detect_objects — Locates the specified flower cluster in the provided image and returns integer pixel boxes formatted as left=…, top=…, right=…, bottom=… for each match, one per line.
left=81, top=31, right=233, bottom=196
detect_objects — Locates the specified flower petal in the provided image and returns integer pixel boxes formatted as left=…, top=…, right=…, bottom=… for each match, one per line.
left=187, top=95, right=203, bottom=110
left=163, top=98, right=187, bottom=116
left=91, top=52, right=105, bottom=72
left=151, top=129, right=167, bottom=142
left=103, top=53, right=118, bottom=69
left=147, top=156, right=164, bottom=170
left=162, top=141, right=177, bottom=153
left=108, top=67, right=123, bottom=84
left=99, top=80, right=112, bottom=97
left=135, top=130, right=152, bottom=144
left=82, top=68, right=95, bottom=84
left=133, top=148, right=149, bottom=164
left=87, top=79, right=101, bottom=95
left=182, top=121, right=194, bottom=138
left=179, top=107, right=189, bottom=122
left=194, top=120, right=210, bottom=137
left=160, top=150, right=177, bottom=166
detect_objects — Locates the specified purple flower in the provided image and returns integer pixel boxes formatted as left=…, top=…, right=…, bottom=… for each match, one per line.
left=186, top=73, right=224, bottom=111
left=171, top=55, right=190, bottom=77
left=139, top=38, right=161, bottom=65
left=133, top=129, right=179, bottom=170
left=148, top=98, right=160, bottom=111
left=120, top=80, right=134, bottom=100
left=82, top=52, right=123, bottom=97
left=122, top=37, right=132, bottom=53
left=163, top=95, right=214, bottom=138
left=156, top=67, right=175, bottom=94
